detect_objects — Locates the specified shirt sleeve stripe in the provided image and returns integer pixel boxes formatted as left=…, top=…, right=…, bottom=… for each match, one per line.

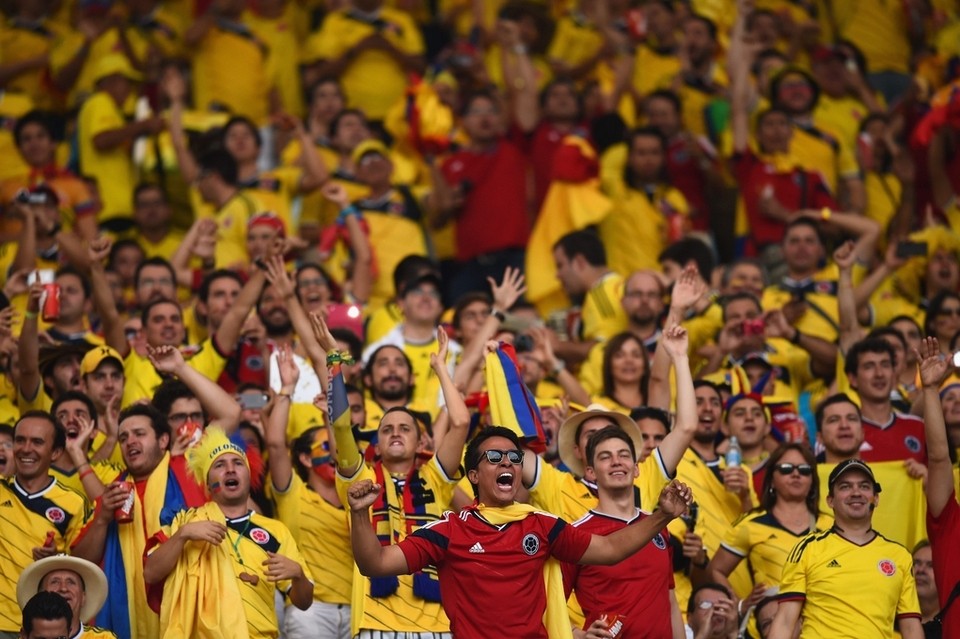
left=411, top=527, right=449, bottom=550
left=548, top=517, right=566, bottom=544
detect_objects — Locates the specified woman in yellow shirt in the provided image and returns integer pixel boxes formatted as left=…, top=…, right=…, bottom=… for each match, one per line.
left=707, top=443, right=832, bottom=593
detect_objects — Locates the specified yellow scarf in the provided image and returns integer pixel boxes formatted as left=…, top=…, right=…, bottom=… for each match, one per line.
left=159, top=501, right=250, bottom=639
left=475, top=503, right=573, bottom=639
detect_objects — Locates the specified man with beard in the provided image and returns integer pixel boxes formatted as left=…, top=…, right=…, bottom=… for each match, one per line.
left=144, top=427, right=313, bottom=638
left=673, top=380, right=757, bottom=610
left=362, top=272, right=461, bottom=414
left=132, top=258, right=178, bottom=310
left=0, top=412, right=91, bottom=638
left=267, top=344, right=352, bottom=639
left=85, top=236, right=267, bottom=407
left=769, top=460, right=922, bottom=639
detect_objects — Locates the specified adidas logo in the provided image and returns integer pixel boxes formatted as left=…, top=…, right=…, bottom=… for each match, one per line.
left=826, top=559, right=841, bottom=568
left=0, top=500, right=11, bottom=507
left=468, top=542, right=484, bottom=554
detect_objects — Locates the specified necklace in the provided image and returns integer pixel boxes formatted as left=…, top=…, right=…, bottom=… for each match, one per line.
left=226, top=513, right=253, bottom=566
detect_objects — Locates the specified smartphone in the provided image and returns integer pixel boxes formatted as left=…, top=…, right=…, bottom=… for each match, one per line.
left=896, top=241, right=928, bottom=259
left=238, top=392, right=269, bottom=410
left=27, top=269, right=55, bottom=286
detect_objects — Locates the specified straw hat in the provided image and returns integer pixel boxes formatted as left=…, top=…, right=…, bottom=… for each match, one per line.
left=17, top=555, right=108, bottom=621
left=557, top=403, right=644, bottom=477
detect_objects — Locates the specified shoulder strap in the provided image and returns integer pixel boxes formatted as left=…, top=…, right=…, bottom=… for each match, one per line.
left=936, top=580, right=960, bottom=622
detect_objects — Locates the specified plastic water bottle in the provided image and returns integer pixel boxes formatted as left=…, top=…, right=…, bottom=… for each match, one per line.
left=726, top=436, right=742, bottom=467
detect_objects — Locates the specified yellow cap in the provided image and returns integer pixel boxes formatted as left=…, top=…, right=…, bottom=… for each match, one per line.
left=80, top=345, right=124, bottom=377
left=186, top=426, right=248, bottom=490
left=92, top=54, right=143, bottom=84
left=351, top=139, right=390, bottom=166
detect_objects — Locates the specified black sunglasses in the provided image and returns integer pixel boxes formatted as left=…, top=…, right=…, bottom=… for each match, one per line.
left=775, top=463, right=813, bottom=476
left=482, top=449, right=524, bottom=465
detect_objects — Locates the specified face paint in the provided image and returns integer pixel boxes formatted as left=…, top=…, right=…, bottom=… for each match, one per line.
left=311, top=438, right=335, bottom=482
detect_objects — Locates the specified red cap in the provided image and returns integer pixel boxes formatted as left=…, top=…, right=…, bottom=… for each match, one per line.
left=247, top=212, right=286, bottom=238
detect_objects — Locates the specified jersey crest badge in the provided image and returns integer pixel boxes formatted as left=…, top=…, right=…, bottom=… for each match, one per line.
left=878, top=559, right=896, bottom=576
left=652, top=533, right=667, bottom=550
left=522, top=533, right=540, bottom=556
left=904, top=436, right=921, bottom=453
left=250, top=527, right=271, bottom=545
left=45, top=507, right=65, bottom=524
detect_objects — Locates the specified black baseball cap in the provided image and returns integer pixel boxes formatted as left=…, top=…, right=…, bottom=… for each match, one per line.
left=827, top=459, right=882, bottom=494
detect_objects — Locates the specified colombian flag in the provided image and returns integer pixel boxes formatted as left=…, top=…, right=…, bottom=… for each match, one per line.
left=484, top=343, right=546, bottom=454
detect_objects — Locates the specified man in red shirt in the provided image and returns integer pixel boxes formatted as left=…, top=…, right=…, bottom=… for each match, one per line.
left=438, top=91, right=531, bottom=301
left=917, top=337, right=960, bottom=637
left=844, top=337, right=926, bottom=465
left=564, top=427, right=682, bottom=638
left=347, top=426, right=692, bottom=639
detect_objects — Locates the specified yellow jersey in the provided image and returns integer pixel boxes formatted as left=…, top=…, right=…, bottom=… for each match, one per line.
left=720, top=509, right=834, bottom=588
left=165, top=507, right=312, bottom=639
left=0, top=476, right=89, bottom=632
left=240, top=167, right=302, bottom=236
left=0, top=18, right=63, bottom=109
left=244, top=5, right=304, bottom=118
left=780, top=528, right=921, bottom=638
left=208, top=191, right=260, bottom=270
left=121, top=338, right=228, bottom=407
left=547, top=13, right=604, bottom=78
left=829, top=0, right=910, bottom=74
left=77, top=91, right=137, bottom=224
left=789, top=123, right=858, bottom=195
left=631, top=45, right=681, bottom=98
left=580, top=272, right=628, bottom=343
left=191, top=21, right=272, bottom=125
left=302, top=8, right=424, bottom=120
left=272, top=473, right=352, bottom=605
left=335, top=458, right=456, bottom=636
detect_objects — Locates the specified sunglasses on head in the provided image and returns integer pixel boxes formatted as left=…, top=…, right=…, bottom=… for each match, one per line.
left=481, top=449, right=524, bottom=465
left=775, top=463, right=813, bottom=476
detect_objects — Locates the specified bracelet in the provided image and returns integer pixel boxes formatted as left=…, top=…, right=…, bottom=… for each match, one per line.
left=326, top=351, right=356, bottom=366
left=491, top=308, right=506, bottom=322
left=694, top=554, right=709, bottom=569
left=820, top=207, right=832, bottom=221
left=277, top=390, right=293, bottom=398
left=24, top=310, right=37, bottom=319
left=336, top=204, right=360, bottom=224
left=79, top=466, right=94, bottom=480
left=551, top=359, right=565, bottom=377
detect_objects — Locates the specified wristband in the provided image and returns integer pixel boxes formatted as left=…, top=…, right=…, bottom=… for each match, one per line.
left=79, top=466, right=94, bottom=480
left=326, top=351, right=356, bottom=366
left=551, top=359, right=565, bottom=377
left=492, top=309, right=506, bottom=322
left=24, top=310, right=38, bottom=319
left=820, top=207, right=832, bottom=221
left=336, top=204, right=360, bottom=224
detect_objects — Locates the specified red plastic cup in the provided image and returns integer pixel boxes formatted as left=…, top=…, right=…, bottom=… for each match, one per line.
left=40, top=283, right=60, bottom=322
left=115, top=482, right=135, bottom=524
left=601, top=613, right=623, bottom=637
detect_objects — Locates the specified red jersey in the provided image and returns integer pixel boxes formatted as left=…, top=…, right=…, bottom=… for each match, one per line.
left=927, top=493, right=960, bottom=635
left=399, top=508, right=592, bottom=639
left=441, top=140, right=530, bottom=261
left=733, top=150, right=837, bottom=250
left=860, top=413, right=927, bottom=464
left=666, top=136, right=711, bottom=230
left=563, top=510, right=674, bottom=637
left=523, top=122, right=591, bottom=210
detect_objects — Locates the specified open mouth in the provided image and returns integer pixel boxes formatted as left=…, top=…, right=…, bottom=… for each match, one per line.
left=224, top=478, right=240, bottom=489
left=496, top=472, right=514, bottom=488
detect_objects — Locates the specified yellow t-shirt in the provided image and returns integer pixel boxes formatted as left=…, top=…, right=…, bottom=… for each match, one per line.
left=863, top=171, right=902, bottom=239
left=364, top=302, right=404, bottom=346
left=0, top=92, right=33, bottom=183
left=0, top=19, right=62, bottom=110
left=244, top=5, right=304, bottom=118
left=599, top=145, right=690, bottom=277
left=674, top=449, right=757, bottom=600
left=547, top=13, right=604, bottom=78
left=191, top=22, right=272, bottom=125
left=335, top=458, right=455, bottom=636
left=780, top=528, right=920, bottom=637
left=631, top=45, right=681, bottom=98
left=581, top=272, right=628, bottom=342
left=0, top=476, right=89, bottom=633
left=272, top=472, right=352, bottom=605
left=51, top=458, right=123, bottom=501
left=302, top=8, right=424, bottom=120
left=121, top=338, right=228, bottom=407
left=131, top=230, right=187, bottom=260
left=48, top=29, right=122, bottom=107
left=240, top=167, right=302, bottom=236
left=830, top=0, right=910, bottom=74
left=720, top=509, right=834, bottom=588
left=789, top=123, right=859, bottom=195
left=124, top=7, right=184, bottom=61
left=813, top=95, right=869, bottom=153
left=760, top=265, right=852, bottom=345
left=208, top=191, right=260, bottom=270
left=78, top=91, right=136, bottom=223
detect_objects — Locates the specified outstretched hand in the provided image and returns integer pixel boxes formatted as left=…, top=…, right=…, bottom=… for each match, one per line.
left=488, top=267, right=526, bottom=312
left=661, top=324, right=689, bottom=360
left=430, top=327, right=449, bottom=370
left=670, top=266, right=705, bottom=312
left=147, top=345, right=185, bottom=375
left=916, top=336, right=950, bottom=388
left=657, top=480, right=693, bottom=518
left=310, top=312, right=338, bottom=352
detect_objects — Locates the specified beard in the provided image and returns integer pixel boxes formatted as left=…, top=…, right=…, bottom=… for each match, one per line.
left=262, top=316, right=292, bottom=337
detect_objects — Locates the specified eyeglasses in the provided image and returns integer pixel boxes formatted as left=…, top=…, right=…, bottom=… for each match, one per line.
left=481, top=449, right=524, bottom=465
left=168, top=412, right=204, bottom=426
left=775, top=463, right=813, bottom=476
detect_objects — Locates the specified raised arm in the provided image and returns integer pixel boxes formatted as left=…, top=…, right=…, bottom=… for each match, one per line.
left=648, top=266, right=706, bottom=409
left=212, top=263, right=267, bottom=357
left=87, top=237, right=129, bottom=356
left=834, top=240, right=864, bottom=355
left=579, top=480, right=691, bottom=564
left=655, top=325, right=697, bottom=475
left=347, top=479, right=413, bottom=576
left=266, top=343, right=298, bottom=491
left=916, top=336, right=954, bottom=517
left=314, top=313, right=363, bottom=476
left=529, top=326, right=591, bottom=406
left=321, top=183, right=372, bottom=305
left=148, top=345, right=242, bottom=432
left=433, top=329, right=470, bottom=477
left=498, top=19, right=539, bottom=133
left=162, top=66, right=199, bottom=184
left=728, top=0, right=756, bottom=154
left=18, top=285, right=43, bottom=402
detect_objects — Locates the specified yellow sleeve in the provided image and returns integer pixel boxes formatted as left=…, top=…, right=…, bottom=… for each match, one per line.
left=271, top=165, right=303, bottom=192
left=84, top=93, right=124, bottom=136
left=185, top=337, right=227, bottom=381
left=527, top=457, right=565, bottom=516
left=48, top=31, right=84, bottom=75
left=721, top=518, right=752, bottom=557
left=546, top=18, right=572, bottom=61
left=394, top=12, right=425, bottom=55
left=334, top=462, right=374, bottom=508
left=779, top=535, right=812, bottom=597
left=65, top=494, right=91, bottom=546
left=303, top=13, right=345, bottom=61
left=837, top=138, right=860, bottom=180
left=896, top=548, right=921, bottom=617
left=577, top=342, right=604, bottom=396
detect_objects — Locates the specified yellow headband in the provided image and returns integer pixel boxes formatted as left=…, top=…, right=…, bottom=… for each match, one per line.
left=186, top=426, right=248, bottom=490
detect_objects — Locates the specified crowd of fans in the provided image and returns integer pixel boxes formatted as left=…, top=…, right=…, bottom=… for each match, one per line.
left=2, top=0, right=960, bottom=636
